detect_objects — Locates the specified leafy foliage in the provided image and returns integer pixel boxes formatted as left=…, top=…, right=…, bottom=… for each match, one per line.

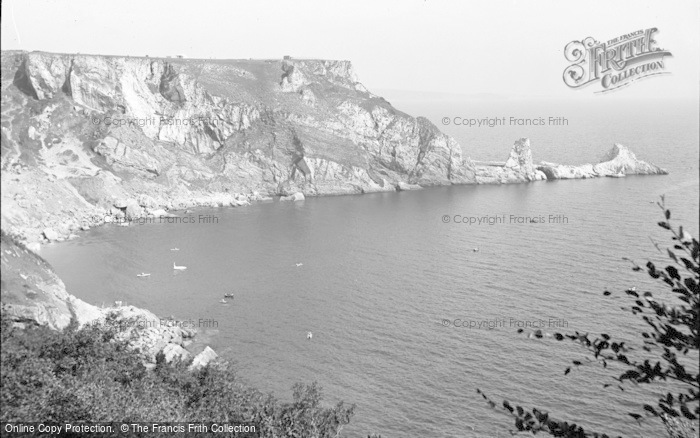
left=478, top=198, right=699, bottom=437
left=0, top=313, right=355, bottom=437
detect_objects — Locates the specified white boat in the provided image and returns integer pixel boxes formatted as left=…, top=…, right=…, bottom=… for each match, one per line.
left=136, top=273, right=151, bottom=277
left=170, top=248, right=179, bottom=251
left=173, top=263, right=187, bottom=270
left=296, top=263, right=303, bottom=267
left=220, top=299, right=227, bottom=304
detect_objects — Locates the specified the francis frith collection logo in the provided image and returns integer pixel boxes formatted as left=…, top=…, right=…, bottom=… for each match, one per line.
left=563, top=28, right=672, bottom=93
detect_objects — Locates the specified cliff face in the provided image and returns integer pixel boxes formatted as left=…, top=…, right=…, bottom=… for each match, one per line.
left=1, top=230, right=203, bottom=365
left=1, top=51, right=476, bottom=242
left=1, top=51, right=668, bottom=244
left=0, top=51, right=670, bottom=336
left=0, top=230, right=94, bottom=329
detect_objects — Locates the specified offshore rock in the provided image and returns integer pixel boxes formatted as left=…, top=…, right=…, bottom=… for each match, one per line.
left=474, top=138, right=546, bottom=183
left=537, top=144, right=668, bottom=180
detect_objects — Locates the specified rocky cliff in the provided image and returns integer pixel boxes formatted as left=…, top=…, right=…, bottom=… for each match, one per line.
left=1, top=51, right=480, bottom=243
left=0, top=230, right=212, bottom=366
left=1, top=51, right=667, bottom=247
left=0, top=50, right=669, bottom=340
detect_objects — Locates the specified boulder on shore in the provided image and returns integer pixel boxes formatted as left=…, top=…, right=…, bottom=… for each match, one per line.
left=42, top=228, right=59, bottom=242
left=162, top=343, right=191, bottom=363
left=189, top=346, right=218, bottom=370
left=280, top=192, right=305, bottom=202
left=26, top=242, right=41, bottom=252
left=396, top=181, right=422, bottom=191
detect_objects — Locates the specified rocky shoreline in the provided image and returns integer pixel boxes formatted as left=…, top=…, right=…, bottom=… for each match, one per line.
left=1, top=51, right=667, bottom=247
left=0, top=230, right=219, bottom=368
left=4, top=137, right=667, bottom=248
left=0, top=50, right=668, bottom=362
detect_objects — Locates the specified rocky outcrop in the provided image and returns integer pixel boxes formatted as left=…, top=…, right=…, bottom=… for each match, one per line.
left=396, top=181, right=422, bottom=191
left=473, top=139, right=666, bottom=183
left=1, top=51, right=667, bottom=244
left=1, top=51, right=478, bottom=243
left=0, top=230, right=209, bottom=365
left=280, top=192, right=305, bottom=202
left=474, top=138, right=547, bottom=184
left=189, top=346, right=218, bottom=370
left=537, top=144, right=668, bottom=180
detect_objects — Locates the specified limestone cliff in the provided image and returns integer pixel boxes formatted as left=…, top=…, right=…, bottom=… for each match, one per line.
left=1, top=230, right=204, bottom=365
left=0, top=51, right=670, bottom=337
left=1, top=51, right=475, bottom=242
left=1, top=51, right=667, bottom=246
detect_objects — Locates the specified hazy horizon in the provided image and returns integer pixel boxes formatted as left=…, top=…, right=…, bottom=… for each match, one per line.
left=2, top=0, right=698, bottom=100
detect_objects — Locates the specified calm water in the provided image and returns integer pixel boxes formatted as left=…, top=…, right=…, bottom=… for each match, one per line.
left=43, top=98, right=698, bottom=437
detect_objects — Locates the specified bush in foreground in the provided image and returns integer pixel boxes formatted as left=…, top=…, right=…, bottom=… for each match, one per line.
left=0, top=312, right=354, bottom=437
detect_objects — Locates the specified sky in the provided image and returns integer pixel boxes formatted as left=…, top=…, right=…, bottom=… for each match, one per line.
left=1, top=0, right=698, bottom=100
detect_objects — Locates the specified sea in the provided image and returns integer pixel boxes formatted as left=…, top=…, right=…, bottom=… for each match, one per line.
left=42, top=96, right=699, bottom=437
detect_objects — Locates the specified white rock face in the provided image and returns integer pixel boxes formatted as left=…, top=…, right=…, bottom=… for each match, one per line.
left=593, top=144, right=668, bottom=176
left=396, top=181, right=423, bottom=191
left=537, top=162, right=597, bottom=179
left=474, top=138, right=545, bottom=183
left=537, top=144, right=667, bottom=180
left=504, top=138, right=536, bottom=176
left=162, top=343, right=191, bottom=363
left=42, top=228, right=59, bottom=241
left=1, top=52, right=668, bottom=243
left=189, top=346, right=218, bottom=370
left=26, top=242, right=41, bottom=252
left=280, top=192, right=305, bottom=202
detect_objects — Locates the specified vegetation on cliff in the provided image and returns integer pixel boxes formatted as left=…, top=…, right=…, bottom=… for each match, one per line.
left=0, top=311, right=355, bottom=437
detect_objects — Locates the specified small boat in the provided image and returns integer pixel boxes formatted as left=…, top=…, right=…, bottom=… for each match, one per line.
left=296, top=263, right=303, bottom=267
left=307, top=332, right=313, bottom=339
left=224, top=293, right=234, bottom=298
left=472, top=248, right=479, bottom=252
left=220, top=299, right=227, bottom=304
left=173, top=262, right=187, bottom=270
left=170, top=248, right=180, bottom=251
left=136, top=273, right=151, bottom=277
